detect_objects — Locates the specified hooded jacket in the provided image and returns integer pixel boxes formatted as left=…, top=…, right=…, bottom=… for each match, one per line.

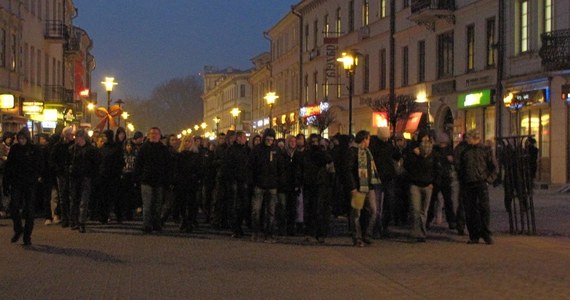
left=5, top=128, right=42, bottom=186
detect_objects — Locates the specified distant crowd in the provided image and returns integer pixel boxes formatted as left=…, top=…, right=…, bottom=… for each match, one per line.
left=1, top=124, right=500, bottom=247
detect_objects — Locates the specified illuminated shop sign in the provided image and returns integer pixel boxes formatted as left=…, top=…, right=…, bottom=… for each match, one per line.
left=0, top=94, right=15, bottom=109
left=22, top=101, right=44, bottom=114
left=457, top=89, right=492, bottom=109
left=503, top=89, right=547, bottom=109
left=299, top=102, right=330, bottom=118
left=372, top=112, right=388, bottom=128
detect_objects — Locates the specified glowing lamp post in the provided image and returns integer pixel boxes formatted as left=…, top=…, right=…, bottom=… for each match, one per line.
left=230, top=107, right=241, bottom=130
left=101, top=77, right=118, bottom=130
left=264, top=92, right=278, bottom=129
left=337, top=51, right=358, bottom=135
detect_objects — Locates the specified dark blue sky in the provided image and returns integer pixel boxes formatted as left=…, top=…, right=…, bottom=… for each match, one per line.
left=74, top=1, right=298, bottom=102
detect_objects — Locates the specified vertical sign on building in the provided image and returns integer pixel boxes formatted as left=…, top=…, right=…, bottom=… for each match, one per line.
left=324, top=37, right=338, bottom=82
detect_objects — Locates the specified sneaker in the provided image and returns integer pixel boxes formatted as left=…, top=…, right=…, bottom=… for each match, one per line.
left=52, top=217, right=61, bottom=225
left=44, top=219, right=52, bottom=225
left=11, top=231, right=22, bottom=243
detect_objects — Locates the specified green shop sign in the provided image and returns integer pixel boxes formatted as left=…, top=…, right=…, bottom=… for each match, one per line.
left=458, top=89, right=493, bottom=108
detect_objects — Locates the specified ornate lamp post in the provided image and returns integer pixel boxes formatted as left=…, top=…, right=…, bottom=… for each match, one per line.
left=230, top=107, right=241, bottom=130
left=264, top=92, right=278, bottom=129
left=337, top=52, right=358, bottom=135
left=213, top=116, right=221, bottom=135
left=415, top=91, right=432, bottom=130
left=101, top=77, right=118, bottom=130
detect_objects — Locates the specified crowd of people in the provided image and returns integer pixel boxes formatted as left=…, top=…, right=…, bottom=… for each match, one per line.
left=0, top=124, right=498, bottom=247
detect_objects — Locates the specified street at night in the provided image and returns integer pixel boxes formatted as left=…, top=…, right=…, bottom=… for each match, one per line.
left=1, top=187, right=569, bottom=299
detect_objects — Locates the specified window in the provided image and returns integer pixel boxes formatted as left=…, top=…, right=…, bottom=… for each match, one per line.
left=336, top=8, right=342, bottom=34
left=520, top=0, right=529, bottom=53
left=437, top=31, right=454, bottom=78
left=486, top=18, right=496, bottom=67
left=379, top=0, right=387, bottom=18
left=0, top=29, right=5, bottom=68
left=544, top=0, right=552, bottom=33
left=304, top=74, right=309, bottom=104
left=402, top=46, right=409, bottom=86
left=362, top=0, right=369, bottom=26
left=363, top=54, right=370, bottom=93
left=313, top=20, right=319, bottom=49
left=304, top=24, right=309, bottom=52
left=379, top=48, right=386, bottom=90
left=313, top=72, right=319, bottom=102
left=37, top=49, right=41, bottom=86
left=30, top=46, right=35, bottom=85
left=10, top=33, right=16, bottom=71
left=240, top=84, right=246, bottom=97
left=418, top=40, right=425, bottom=83
left=349, top=1, right=355, bottom=32
left=324, top=14, right=329, bottom=37
left=467, top=24, right=475, bottom=72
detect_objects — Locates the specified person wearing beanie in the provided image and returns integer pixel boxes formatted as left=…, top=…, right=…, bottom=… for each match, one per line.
left=248, top=128, right=283, bottom=243
left=4, top=127, right=42, bottom=245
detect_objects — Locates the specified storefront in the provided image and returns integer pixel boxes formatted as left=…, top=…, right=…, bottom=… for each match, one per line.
left=457, top=89, right=496, bottom=143
left=503, top=88, right=551, bottom=182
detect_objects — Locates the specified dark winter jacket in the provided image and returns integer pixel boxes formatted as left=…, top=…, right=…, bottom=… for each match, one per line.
left=404, top=148, right=441, bottom=188
left=68, top=142, right=100, bottom=179
left=457, top=143, right=498, bottom=185
left=248, top=143, right=284, bottom=189
left=5, top=138, right=42, bottom=187
left=224, top=142, right=250, bottom=183
left=134, top=141, right=171, bottom=187
left=99, top=142, right=124, bottom=178
left=279, top=147, right=302, bottom=192
left=50, top=139, right=73, bottom=176
left=369, top=136, right=398, bottom=182
left=301, top=145, right=333, bottom=186
left=175, top=150, right=203, bottom=189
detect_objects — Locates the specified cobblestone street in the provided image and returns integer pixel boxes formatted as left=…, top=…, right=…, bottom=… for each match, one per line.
left=1, top=186, right=569, bottom=299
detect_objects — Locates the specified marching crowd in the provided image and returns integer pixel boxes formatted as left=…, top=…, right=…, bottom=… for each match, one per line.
left=0, top=124, right=498, bottom=247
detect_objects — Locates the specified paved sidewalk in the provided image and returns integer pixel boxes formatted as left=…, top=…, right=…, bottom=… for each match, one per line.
left=0, top=186, right=568, bottom=299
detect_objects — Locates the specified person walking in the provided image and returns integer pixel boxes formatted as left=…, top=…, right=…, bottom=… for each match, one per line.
left=68, top=130, right=99, bottom=233
left=223, top=131, right=250, bottom=238
left=97, top=130, right=124, bottom=224
left=4, top=128, right=42, bottom=245
left=134, top=127, right=171, bottom=233
left=456, top=129, right=498, bottom=245
left=248, top=128, right=284, bottom=243
left=347, top=130, right=381, bottom=247
left=175, top=135, right=203, bottom=232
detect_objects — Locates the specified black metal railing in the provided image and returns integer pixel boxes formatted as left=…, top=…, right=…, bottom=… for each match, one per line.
left=65, top=37, right=81, bottom=53
left=539, top=29, right=570, bottom=71
left=45, top=20, right=68, bottom=40
left=44, top=85, right=74, bottom=104
left=411, top=0, right=456, bottom=14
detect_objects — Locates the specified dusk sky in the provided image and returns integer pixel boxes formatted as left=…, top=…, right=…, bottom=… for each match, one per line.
left=74, top=1, right=299, bottom=102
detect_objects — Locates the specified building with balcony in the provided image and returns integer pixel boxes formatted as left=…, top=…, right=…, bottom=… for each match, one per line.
left=0, top=0, right=95, bottom=134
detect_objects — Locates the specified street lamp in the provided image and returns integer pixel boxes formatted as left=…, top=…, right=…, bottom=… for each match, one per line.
left=200, top=122, right=207, bottom=131
left=230, top=107, right=241, bottom=130
left=264, top=92, right=278, bottom=129
left=337, top=51, right=358, bottom=135
left=415, top=91, right=432, bottom=129
left=101, top=77, right=118, bottom=130
left=115, top=99, right=125, bottom=127
left=213, top=116, right=221, bottom=134
left=121, top=111, right=130, bottom=121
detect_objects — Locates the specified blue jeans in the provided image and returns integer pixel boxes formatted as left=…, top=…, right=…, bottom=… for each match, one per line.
left=70, top=177, right=92, bottom=226
left=251, top=187, right=277, bottom=237
left=141, top=185, right=164, bottom=230
left=409, top=184, right=433, bottom=239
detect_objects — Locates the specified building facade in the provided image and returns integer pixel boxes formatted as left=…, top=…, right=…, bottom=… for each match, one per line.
left=0, top=0, right=94, bottom=134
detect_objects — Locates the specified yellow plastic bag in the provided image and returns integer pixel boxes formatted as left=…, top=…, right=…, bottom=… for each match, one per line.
left=351, top=192, right=366, bottom=210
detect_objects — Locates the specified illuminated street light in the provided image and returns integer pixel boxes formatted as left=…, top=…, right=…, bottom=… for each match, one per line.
left=264, top=92, right=278, bottom=129
left=121, top=111, right=130, bottom=120
left=101, top=77, right=118, bottom=130
left=200, top=122, right=207, bottom=130
left=87, top=102, right=95, bottom=111
left=230, top=107, right=241, bottom=130
left=337, top=51, right=358, bottom=135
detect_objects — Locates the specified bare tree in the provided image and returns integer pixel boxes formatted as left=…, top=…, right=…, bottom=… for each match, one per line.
left=369, top=94, right=416, bottom=137
left=308, top=108, right=336, bottom=135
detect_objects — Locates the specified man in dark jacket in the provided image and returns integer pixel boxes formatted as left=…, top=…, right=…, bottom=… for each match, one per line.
left=134, top=127, right=171, bottom=233
left=224, top=131, right=250, bottom=238
left=4, top=127, right=41, bottom=245
left=49, top=127, right=74, bottom=227
left=97, top=129, right=124, bottom=224
left=68, top=129, right=99, bottom=233
left=248, top=128, right=283, bottom=242
left=277, top=135, right=302, bottom=236
left=404, top=131, right=441, bottom=242
left=457, top=129, right=498, bottom=245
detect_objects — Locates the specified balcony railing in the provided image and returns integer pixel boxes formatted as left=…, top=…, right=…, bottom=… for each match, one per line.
left=411, top=0, right=456, bottom=14
left=65, top=37, right=81, bottom=54
left=45, top=20, right=68, bottom=40
left=539, top=29, right=570, bottom=71
left=44, top=85, right=74, bottom=104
